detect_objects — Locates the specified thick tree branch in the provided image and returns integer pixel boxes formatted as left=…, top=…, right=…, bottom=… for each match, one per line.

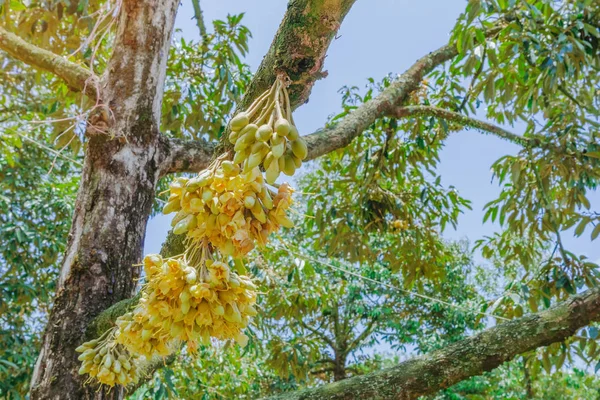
left=302, top=42, right=460, bottom=161
left=159, top=137, right=216, bottom=177
left=391, top=106, right=598, bottom=162
left=391, top=105, right=531, bottom=146
left=264, top=286, right=600, bottom=400
left=300, top=24, right=505, bottom=160
left=0, top=26, right=98, bottom=98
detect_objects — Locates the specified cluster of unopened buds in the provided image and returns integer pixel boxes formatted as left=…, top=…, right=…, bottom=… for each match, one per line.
left=228, top=77, right=307, bottom=183
left=77, top=77, right=302, bottom=388
left=392, top=219, right=409, bottom=230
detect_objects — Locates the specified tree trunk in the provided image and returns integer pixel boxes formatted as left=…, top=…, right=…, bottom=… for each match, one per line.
left=29, top=1, right=179, bottom=398
left=333, top=353, right=347, bottom=382
left=522, top=356, right=534, bottom=398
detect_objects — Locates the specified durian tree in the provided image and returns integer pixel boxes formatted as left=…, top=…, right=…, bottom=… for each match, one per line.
left=1, top=0, right=600, bottom=399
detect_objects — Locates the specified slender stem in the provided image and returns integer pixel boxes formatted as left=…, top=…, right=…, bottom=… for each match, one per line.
left=191, top=0, right=207, bottom=37
left=274, top=79, right=283, bottom=120
left=457, top=46, right=486, bottom=112
left=246, top=86, right=273, bottom=119
left=283, top=84, right=294, bottom=125
left=255, top=99, right=276, bottom=126
left=532, top=165, right=570, bottom=265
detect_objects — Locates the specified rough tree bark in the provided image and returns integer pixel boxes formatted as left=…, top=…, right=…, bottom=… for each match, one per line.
left=29, top=1, right=179, bottom=398
left=238, top=0, right=357, bottom=110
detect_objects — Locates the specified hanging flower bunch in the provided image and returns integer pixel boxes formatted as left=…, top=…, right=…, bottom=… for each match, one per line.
left=228, top=77, right=307, bottom=182
left=77, top=77, right=302, bottom=388
left=76, top=248, right=257, bottom=387
left=76, top=328, right=140, bottom=387
left=163, top=158, right=294, bottom=258
left=114, top=250, right=257, bottom=357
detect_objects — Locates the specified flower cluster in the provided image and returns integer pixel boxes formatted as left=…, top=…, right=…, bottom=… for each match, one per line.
left=163, top=161, right=294, bottom=258
left=76, top=330, right=139, bottom=387
left=114, top=253, right=257, bottom=357
left=228, top=77, right=307, bottom=183
left=392, top=219, right=409, bottom=230
left=77, top=77, right=303, bottom=388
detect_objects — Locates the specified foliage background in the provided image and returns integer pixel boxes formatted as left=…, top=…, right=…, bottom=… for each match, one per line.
left=1, top=0, right=600, bottom=399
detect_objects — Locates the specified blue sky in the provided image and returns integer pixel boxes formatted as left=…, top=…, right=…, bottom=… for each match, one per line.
left=145, top=0, right=600, bottom=265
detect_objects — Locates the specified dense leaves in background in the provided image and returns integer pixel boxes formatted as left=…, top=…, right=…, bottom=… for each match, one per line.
left=303, top=76, right=472, bottom=285
left=130, top=346, right=297, bottom=400
left=0, top=141, right=77, bottom=397
left=1, top=4, right=86, bottom=395
left=1, top=0, right=117, bottom=156
left=254, top=239, right=481, bottom=383
left=1, top=0, right=600, bottom=399
left=162, top=14, right=252, bottom=141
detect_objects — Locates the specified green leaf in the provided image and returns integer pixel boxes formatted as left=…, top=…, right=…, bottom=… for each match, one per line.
left=574, top=218, right=589, bottom=237
left=511, top=161, right=521, bottom=184
left=9, top=0, right=26, bottom=11
left=578, top=193, right=591, bottom=210
left=592, top=223, right=600, bottom=241
left=475, top=29, right=486, bottom=45
left=0, top=359, right=18, bottom=369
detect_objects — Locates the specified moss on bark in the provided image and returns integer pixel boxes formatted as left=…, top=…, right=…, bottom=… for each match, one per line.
left=243, top=0, right=356, bottom=110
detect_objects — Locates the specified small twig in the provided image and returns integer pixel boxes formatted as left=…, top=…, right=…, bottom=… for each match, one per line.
left=13, top=130, right=83, bottom=167
left=48, top=129, right=77, bottom=175
left=457, top=45, right=486, bottom=112
left=191, top=0, right=208, bottom=38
